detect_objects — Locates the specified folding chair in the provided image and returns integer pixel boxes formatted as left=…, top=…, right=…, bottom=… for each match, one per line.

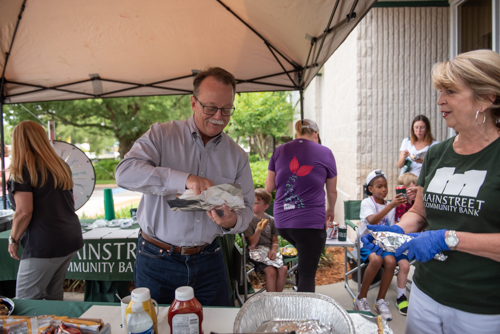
left=325, top=200, right=413, bottom=300
left=325, top=200, right=362, bottom=299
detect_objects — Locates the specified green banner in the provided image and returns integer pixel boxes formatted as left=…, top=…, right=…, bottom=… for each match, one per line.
left=66, top=238, right=136, bottom=281
left=0, top=229, right=137, bottom=281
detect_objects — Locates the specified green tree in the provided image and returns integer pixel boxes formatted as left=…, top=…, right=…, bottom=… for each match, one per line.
left=228, top=92, right=295, bottom=161
left=4, top=95, right=192, bottom=158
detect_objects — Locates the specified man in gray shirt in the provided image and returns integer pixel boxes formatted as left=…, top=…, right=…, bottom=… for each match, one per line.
left=115, top=67, right=254, bottom=306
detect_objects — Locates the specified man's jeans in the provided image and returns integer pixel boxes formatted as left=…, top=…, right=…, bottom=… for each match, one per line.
left=135, top=233, right=230, bottom=306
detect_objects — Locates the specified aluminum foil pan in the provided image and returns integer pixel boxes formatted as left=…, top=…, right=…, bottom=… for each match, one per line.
left=233, top=292, right=355, bottom=334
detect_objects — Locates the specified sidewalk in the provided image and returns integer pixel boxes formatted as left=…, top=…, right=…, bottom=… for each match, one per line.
left=76, top=184, right=142, bottom=218
left=314, top=272, right=411, bottom=334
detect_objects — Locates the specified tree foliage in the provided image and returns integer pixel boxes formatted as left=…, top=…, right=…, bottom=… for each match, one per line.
left=228, top=92, right=295, bottom=161
left=4, top=96, right=192, bottom=158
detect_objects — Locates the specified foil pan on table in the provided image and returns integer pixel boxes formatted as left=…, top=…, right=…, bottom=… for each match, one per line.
left=371, top=231, right=447, bottom=261
left=233, top=292, right=355, bottom=334
left=249, top=246, right=284, bottom=268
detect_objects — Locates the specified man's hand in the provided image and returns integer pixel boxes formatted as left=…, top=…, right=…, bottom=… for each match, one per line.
left=186, top=174, right=215, bottom=195
left=8, top=243, right=20, bottom=261
left=207, top=204, right=238, bottom=230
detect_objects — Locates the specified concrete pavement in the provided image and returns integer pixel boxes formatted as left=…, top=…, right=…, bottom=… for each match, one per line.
left=314, top=270, right=412, bottom=333
left=76, top=184, right=142, bottom=218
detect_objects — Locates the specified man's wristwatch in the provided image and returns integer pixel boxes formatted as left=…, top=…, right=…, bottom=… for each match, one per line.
left=444, top=230, right=459, bottom=250
left=8, top=236, right=18, bottom=245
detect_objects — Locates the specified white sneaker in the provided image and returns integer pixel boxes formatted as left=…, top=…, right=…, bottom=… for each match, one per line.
left=354, top=295, right=371, bottom=312
left=374, top=299, right=393, bottom=321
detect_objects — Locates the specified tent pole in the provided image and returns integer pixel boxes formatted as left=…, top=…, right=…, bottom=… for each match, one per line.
left=300, top=89, right=304, bottom=121
left=0, top=84, right=6, bottom=210
left=0, top=0, right=27, bottom=209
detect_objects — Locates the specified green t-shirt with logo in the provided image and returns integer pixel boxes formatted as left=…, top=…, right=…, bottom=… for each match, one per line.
left=415, top=136, right=500, bottom=314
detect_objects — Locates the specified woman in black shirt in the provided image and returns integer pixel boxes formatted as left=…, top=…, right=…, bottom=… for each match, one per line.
left=8, top=120, right=83, bottom=300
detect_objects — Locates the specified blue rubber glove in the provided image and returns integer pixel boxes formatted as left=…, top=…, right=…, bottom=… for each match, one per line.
left=362, top=224, right=405, bottom=256
left=367, top=224, right=405, bottom=234
left=395, top=230, right=449, bottom=263
left=361, top=233, right=383, bottom=256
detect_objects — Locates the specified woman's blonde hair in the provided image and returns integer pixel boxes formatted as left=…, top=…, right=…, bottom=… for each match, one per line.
left=432, top=49, right=500, bottom=127
left=10, top=121, right=73, bottom=190
left=295, top=119, right=318, bottom=136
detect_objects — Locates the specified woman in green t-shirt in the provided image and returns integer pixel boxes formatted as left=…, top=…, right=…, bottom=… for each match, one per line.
left=365, top=50, right=500, bottom=334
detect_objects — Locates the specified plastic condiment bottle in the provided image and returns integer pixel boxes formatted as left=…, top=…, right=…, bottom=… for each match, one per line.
left=128, top=302, right=154, bottom=334
left=168, top=286, right=204, bottom=334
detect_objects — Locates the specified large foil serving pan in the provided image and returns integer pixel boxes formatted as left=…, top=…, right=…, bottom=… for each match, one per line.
left=233, top=292, right=355, bottom=334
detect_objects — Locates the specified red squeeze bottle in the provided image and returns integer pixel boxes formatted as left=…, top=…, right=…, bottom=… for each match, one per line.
left=168, top=286, right=204, bottom=334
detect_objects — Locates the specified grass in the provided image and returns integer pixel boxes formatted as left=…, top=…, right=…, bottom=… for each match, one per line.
left=95, top=180, right=117, bottom=185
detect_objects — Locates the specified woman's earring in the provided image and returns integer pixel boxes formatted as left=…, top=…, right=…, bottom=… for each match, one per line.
left=476, top=110, right=486, bottom=125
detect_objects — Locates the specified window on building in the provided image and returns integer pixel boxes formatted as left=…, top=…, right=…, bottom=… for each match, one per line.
left=458, top=0, right=492, bottom=53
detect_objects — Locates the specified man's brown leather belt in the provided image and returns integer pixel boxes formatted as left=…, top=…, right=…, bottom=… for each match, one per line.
left=140, top=231, right=208, bottom=255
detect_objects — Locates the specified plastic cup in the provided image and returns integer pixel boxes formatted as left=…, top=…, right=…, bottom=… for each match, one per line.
left=120, top=295, right=131, bottom=328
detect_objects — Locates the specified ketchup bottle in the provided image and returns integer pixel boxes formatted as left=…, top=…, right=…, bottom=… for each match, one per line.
left=168, top=286, right=204, bottom=334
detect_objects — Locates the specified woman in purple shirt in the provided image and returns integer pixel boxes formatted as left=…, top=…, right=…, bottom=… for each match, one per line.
left=265, top=119, right=337, bottom=292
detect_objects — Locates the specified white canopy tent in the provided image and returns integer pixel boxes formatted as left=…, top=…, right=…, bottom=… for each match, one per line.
left=1, top=0, right=377, bottom=106
left=0, top=0, right=377, bottom=205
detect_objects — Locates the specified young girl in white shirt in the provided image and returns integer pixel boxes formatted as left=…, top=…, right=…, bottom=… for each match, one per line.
left=354, top=170, right=407, bottom=320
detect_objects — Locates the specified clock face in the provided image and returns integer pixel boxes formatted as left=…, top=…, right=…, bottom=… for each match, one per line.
left=52, top=141, right=95, bottom=211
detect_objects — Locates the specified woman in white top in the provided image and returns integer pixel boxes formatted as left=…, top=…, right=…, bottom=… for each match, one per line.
left=397, top=115, right=439, bottom=177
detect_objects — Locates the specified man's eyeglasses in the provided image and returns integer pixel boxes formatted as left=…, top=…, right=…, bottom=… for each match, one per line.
left=193, top=96, right=235, bottom=116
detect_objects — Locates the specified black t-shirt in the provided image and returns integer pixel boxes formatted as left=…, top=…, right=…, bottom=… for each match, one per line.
left=9, top=168, right=83, bottom=259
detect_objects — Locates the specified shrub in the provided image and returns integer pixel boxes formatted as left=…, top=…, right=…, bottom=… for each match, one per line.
left=93, top=158, right=121, bottom=181
left=248, top=154, right=260, bottom=163
left=249, top=160, right=269, bottom=189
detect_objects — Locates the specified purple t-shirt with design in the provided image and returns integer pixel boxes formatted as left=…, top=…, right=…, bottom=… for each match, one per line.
left=269, top=138, right=337, bottom=229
